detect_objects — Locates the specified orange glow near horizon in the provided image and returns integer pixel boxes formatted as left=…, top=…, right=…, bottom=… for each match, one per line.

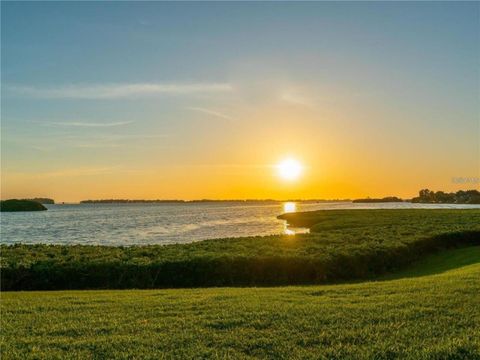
left=2, top=104, right=476, bottom=203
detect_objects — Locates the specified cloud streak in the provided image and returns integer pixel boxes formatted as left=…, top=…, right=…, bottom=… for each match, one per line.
left=9, top=83, right=233, bottom=99
left=280, top=89, right=313, bottom=107
left=42, top=121, right=133, bottom=127
left=11, top=166, right=121, bottom=179
left=188, top=107, right=234, bottom=121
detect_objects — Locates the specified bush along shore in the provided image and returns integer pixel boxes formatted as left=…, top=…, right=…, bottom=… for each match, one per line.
left=1, top=209, right=479, bottom=291
left=0, top=199, right=48, bottom=212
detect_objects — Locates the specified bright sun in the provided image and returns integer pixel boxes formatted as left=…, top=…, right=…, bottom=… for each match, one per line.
left=277, top=158, right=303, bottom=181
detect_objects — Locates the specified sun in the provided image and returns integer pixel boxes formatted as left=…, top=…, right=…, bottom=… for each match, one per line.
left=277, top=158, right=303, bottom=181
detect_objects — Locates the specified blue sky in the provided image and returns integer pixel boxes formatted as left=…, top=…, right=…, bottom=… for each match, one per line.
left=2, top=2, right=479, bottom=201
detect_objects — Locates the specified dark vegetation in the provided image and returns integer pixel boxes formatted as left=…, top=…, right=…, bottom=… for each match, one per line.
left=79, top=199, right=348, bottom=204
left=411, top=189, right=480, bottom=204
left=0, top=200, right=47, bottom=212
left=2, top=209, right=479, bottom=290
left=352, top=189, right=480, bottom=203
left=352, top=196, right=403, bottom=203
left=2, top=247, right=479, bottom=359
left=79, top=189, right=480, bottom=204
left=81, top=199, right=187, bottom=204
left=24, top=198, right=54, bottom=204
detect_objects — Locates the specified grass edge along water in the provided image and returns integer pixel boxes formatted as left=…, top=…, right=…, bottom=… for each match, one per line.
left=2, top=209, right=479, bottom=290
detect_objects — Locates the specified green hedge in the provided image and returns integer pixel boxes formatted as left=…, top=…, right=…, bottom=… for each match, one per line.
left=2, top=209, right=479, bottom=290
left=2, top=232, right=479, bottom=291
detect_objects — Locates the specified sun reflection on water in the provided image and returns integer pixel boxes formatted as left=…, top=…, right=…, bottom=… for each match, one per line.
left=284, top=224, right=296, bottom=235
left=283, top=202, right=296, bottom=213
left=281, top=202, right=310, bottom=235
left=284, top=224, right=310, bottom=236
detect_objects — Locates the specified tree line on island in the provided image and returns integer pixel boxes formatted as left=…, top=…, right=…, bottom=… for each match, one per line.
left=80, top=189, right=480, bottom=205
left=26, top=198, right=55, bottom=204
left=0, top=199, right=48, bottom=212
left=411, top=189, right=480, bottom=204
left=0, top=198, right=54, bottom=212
left=352, top=196, right=404, bottom=203
left=354, top=189, right=480, bottom=204
left=79, top=199, right=347, bottom=204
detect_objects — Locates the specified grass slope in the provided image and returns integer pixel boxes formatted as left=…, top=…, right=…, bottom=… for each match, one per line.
left=2, top=246, right=479, bottom=359
left=2, top=209, right=479, bottom=290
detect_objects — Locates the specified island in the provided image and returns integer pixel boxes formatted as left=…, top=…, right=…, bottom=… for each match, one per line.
left=79, top=199, right=350, bottom=204
left=0, top=199, right=48, bottom=212
left=352, top=196, right=404, bottom=203
left=25, top=198, right=55, bottom=204
left=411, top=189, right=480, bottom=204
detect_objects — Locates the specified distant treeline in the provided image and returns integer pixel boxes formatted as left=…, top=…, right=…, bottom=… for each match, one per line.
left=411, top=189, right=480, bottom=204
left=81, top=199, right=186, bottom=204
left=79, top=199, right=350, bottom=204
left=352, top=189, right=480, bottom=204
left=25, top=198, right=55, bottom=204
left=353, top=197, right=403, bottom=203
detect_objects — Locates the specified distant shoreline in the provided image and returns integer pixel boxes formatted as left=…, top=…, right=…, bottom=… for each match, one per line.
left=79, top=199, right=352, bottom=204
left=5, top=188, right=478, bottom=205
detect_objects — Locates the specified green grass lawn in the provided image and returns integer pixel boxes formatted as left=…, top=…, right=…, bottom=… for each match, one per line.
left=2, top=209, right=479, bottom=290
left=2, top=246, right=479, bottom=359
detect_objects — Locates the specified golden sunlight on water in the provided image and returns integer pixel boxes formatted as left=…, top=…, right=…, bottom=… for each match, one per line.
left=283, top=202, right=297, bottom=213
left=282, top=202, right=310, bottom=236
left=283, top=223, right=310, bottom=236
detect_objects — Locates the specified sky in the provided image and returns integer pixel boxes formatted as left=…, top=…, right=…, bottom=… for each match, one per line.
left=1, top=2, right=479, bottom=202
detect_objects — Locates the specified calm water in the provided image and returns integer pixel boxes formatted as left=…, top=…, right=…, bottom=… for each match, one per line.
left=1, top=202, right=479, bottom=246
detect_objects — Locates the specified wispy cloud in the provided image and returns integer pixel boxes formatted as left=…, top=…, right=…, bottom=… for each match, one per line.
left=9, top=82, right=234, bottom=99
left=182, top=163, right=272, bottom=168
left=188, top=107, right=234, bottom=121
left=42, top=121, right=133, bottom=128
left=63, top=134, right=169, bottom=140
left=64, top=134, right=170, bottom=149
left=69, top=134, right=169, bottom=148
left=280, top=90, right=313, bottom=107
left=72, top=143, right=121, bottom=149
left=11, top=166, right=120, bottom=179
left=5, top=132, right=170, bottom=152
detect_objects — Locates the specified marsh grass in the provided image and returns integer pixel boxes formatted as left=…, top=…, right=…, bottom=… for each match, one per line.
left=2, top=209, right=479, bottom=290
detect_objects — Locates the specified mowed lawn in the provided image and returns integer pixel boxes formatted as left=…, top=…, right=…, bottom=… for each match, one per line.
left=2, top=247, right=479, bottom=359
